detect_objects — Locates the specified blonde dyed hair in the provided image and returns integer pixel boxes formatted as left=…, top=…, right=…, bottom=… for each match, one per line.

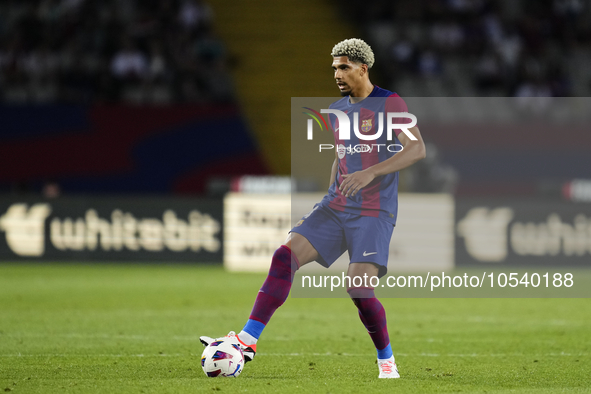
left=331, top=38, right=375, bottom=69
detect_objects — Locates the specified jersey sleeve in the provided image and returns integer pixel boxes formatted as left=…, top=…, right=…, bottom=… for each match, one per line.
left=385, top=93, right=412, bottom=138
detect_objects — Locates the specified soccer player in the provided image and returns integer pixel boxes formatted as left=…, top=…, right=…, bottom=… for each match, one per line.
left=201, top=38, right=426, bottom=378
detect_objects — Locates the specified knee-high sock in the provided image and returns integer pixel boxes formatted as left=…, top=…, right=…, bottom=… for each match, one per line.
left=241, top=245, right=299, bottom=341
left=348, top=287, right=392, bottom=359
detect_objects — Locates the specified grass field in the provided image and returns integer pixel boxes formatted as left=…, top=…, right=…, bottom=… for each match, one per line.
left=1, top=264, right=590, bottom=393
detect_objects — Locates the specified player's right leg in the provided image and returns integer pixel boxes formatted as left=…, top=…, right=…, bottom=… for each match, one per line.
left=201, top=202, right=346, bottom=362
left=233, top=233, right=318, bottom=360
left=200, top=233, right=318, bottom=362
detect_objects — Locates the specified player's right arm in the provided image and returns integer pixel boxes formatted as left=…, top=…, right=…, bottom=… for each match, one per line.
left=339, top=126, right=426, bottom=197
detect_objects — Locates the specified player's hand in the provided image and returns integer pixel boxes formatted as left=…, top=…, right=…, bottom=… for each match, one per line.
left=339, top=170, right=375, bottom=197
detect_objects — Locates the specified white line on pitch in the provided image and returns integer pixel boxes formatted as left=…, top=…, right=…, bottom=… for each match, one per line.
left=0, top=352, right=586, bottom=358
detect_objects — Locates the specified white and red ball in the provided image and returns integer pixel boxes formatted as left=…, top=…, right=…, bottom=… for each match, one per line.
left=201, top=339, right=244, bottom=377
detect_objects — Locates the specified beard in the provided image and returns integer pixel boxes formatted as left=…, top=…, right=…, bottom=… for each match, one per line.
left=337, top=82, right=351, bottom=96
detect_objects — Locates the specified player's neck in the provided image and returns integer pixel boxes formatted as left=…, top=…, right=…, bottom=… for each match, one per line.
left=349, top=81, right=375, bottom=103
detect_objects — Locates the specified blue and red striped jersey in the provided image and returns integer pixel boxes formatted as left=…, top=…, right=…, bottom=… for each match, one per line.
left=321, top=86, right=409, bottom=225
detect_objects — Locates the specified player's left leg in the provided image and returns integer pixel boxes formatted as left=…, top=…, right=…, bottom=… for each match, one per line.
left=347, top=262, right=399, bottom=378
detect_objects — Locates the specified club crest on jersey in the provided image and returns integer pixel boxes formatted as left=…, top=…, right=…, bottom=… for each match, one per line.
left=361, top=119, right=372, bottom=133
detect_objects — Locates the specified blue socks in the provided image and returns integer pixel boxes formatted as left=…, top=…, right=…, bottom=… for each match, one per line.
left=242, top=319, right=265, bottom=340
left=377, top=343, right=393, bottom=360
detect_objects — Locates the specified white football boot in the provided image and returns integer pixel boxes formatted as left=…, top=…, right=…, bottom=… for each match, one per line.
left=200, top=331, right=257, bottom=363
left=378, top=356, right=400, bottom=378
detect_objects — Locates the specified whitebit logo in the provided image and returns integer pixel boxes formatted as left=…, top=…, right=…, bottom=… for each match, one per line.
left=0, top=203, right=221, bottom=257
left=457, top=207, right=514, bottom=262
left=0, top=203, right=51, bottom=256
left=510, top=213, right=591, bottom=257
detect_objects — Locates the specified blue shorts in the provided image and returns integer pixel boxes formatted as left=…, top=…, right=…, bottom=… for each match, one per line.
left=290, top=203, right=394, bottom=278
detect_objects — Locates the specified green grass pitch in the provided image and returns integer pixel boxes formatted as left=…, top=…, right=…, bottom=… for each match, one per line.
left=0, top=264, right=590, bottom=393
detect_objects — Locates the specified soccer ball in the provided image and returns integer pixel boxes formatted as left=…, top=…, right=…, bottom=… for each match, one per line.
left=201, top=339, right=244, bottom=377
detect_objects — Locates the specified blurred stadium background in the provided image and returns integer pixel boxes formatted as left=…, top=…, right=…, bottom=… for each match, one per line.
left=1, top=0, right=590, bottom=269
left=1, top=1, right=590, bottom=392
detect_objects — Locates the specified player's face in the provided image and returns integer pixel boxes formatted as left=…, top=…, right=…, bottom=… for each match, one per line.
left=332, top=56, right=365, bottom=97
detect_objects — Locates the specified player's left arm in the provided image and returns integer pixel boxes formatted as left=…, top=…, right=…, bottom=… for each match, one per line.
left=339, top=126, right=426, bottom=198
